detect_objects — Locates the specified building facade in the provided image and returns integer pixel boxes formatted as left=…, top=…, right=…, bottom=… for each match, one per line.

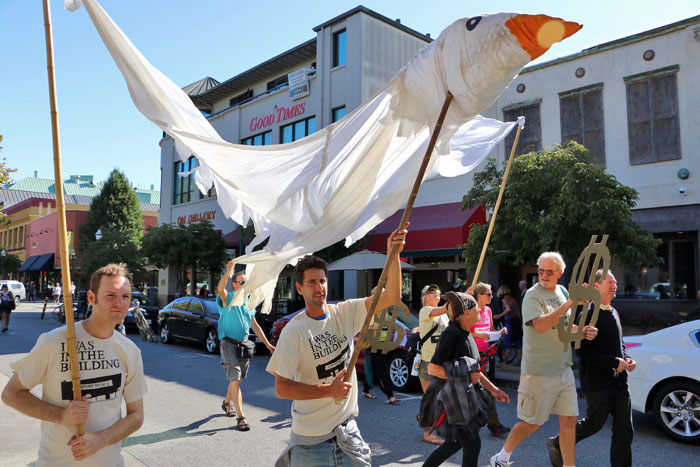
left=488, top=15, right=700, bottom=314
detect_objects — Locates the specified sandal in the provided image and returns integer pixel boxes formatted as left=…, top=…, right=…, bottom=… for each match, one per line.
left=363, top=392, right=377, bottom=399
left=221, top=400, right=236, bottom=418
left=237, top=416, right=250, bottom=431
left=388, top=397, right=401, bottom=404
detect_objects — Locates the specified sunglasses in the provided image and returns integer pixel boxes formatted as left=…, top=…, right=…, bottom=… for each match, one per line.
left=235, top=280, right=245, bottom=285
left=537, top=268, right=559, bottom=276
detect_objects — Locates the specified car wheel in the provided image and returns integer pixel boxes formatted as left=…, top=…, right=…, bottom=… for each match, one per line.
left=160, top=321, right=175, bottom=344
left=388, top=350, right=412, bottom=391
left=652, top=380, right=700, bottom=443
left=14, top=296, right=20, bottom=307
left=205, top=328, right=219, bottom=354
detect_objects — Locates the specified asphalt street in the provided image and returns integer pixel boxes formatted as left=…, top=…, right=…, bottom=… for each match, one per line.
left=1, top=303, right=698, bottom=466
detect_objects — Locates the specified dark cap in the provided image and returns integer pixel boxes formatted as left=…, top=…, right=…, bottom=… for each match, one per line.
left=440, top=291, right=477, bottom=321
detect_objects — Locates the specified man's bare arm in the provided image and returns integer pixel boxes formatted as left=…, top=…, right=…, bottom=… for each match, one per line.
left=251, top=317, right=275, bottom=353
left=68, top=399, right=144, bottom=461
left=427, top=363, right=446, bottom=380
left=217, top=260, right=235, bottom=308
left=2, top=373, right=87, bottom=426
left=531, top=299, right=573, bottom=333
left=273, top=371, right=351, bottom=401
left=365, top=226, right=407, bottom=312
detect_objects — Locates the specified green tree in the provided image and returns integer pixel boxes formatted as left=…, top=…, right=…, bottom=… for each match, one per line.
left=0, top=135, right=18, bottom=225
left=0, top=249, right=22, bottom=279
left=141, top=220, right=227, bottom=294
left=461, top=142, right=661, bottom=273
left=79, top=169, right=145, bottom=278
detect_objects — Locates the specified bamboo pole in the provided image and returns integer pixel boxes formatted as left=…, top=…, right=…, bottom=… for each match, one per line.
left=470, top=122, right=523, bottom=288
left=42, top=0, right=84, bottom=436
left=343, top=92, right=454, bottom=385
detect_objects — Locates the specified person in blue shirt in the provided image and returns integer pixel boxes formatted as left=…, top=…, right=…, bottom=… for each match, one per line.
left=217, top=260, right=275, bottom=431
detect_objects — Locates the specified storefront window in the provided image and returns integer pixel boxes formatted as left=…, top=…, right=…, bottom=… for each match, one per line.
left=613, top=232, right=697, bottom=300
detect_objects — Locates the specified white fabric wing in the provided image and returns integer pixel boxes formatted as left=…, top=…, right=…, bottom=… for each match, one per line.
left=69, top=1, right=533, bottom=312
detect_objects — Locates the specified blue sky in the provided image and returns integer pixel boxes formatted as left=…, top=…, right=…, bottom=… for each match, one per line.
left=1, top=0, right=698, bottom=190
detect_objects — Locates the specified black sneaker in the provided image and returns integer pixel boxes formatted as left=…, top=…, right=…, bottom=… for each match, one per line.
left=547, top=437, right=563, bottom=467
left=490, top=424, right=511, bottom=436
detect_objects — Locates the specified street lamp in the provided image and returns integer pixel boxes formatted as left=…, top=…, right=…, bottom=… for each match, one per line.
left=1, top=250, right=5, bottom=280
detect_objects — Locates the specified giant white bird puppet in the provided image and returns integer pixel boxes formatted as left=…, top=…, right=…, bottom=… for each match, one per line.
left=66, top=0, right=580, bottom=312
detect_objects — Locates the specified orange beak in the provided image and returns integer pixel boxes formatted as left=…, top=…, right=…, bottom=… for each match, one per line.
left=505, top=14, right=582, bottom=60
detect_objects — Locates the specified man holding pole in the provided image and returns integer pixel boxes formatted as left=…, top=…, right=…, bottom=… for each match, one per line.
left=490, top=252, right=597, bottom=467
left=266, top=227, right=407, bottom=467
left=2, top=263, right=146, bottom=465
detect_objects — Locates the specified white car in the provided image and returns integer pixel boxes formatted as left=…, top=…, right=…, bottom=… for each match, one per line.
left=625, top=321, right=700, bottom=443
left=0, top=280, right=26, bottom=306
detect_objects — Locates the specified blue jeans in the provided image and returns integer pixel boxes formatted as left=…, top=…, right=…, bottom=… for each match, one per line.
left=290, top=438, right=362, bottom=467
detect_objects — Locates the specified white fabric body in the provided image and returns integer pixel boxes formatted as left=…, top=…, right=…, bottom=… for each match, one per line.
left=11, top=322, right=147, bottom=467
left=265, top=299, right=367, bottom=436
left=68, top=1, right=532, bottom=313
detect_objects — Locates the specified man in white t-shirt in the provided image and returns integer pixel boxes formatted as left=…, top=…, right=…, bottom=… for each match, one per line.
left=2, top=263, right=147, bottom=466
left=266, top=226, right=407, bottom=467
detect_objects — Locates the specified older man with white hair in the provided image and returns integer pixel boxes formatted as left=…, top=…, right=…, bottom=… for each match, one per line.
left=491, top=252, right=597, bottom=467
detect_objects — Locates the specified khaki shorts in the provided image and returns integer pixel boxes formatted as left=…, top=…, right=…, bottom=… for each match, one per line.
left=517, top=367, right=578, bottom=425
left=220, top=339, right=249, bottom=381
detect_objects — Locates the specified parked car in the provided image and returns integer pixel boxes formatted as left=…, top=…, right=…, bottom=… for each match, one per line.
left=125, top=292, right=160, bottom=333
left=0, top=280, right=26, bottom=306
left=625, top=321, right=700, bottom=443
left=270, top=302, right=420, bottom=391
left=158, top=297, right=221, bottom=354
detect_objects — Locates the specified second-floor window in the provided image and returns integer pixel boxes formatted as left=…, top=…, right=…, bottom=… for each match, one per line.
left=333, top=30, right=346, bottom=67
left=242, top=131, right=272, bottom=146
left=281, top=116, right=316, bottom=143
left=332, top=106, right=346, bottom=123
left=625, top=66, right=681, bottom=165
left=173, top=157, right=196, bottom=205
left=267, top=76, right=288, bottom=92
left=560, top=84, right=606, bottom=166
left=503, top=100, right=542, bottom=157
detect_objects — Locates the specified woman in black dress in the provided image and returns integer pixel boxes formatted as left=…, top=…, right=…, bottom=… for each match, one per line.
left=422, top=292, right=510, bottom=467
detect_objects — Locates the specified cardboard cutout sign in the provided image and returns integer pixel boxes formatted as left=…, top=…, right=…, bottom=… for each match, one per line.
left=557, top=235, right=610, bottom=350
left=363, top=301, right=410, bottom=355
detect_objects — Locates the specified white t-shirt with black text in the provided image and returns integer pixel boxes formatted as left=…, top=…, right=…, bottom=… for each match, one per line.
left=266, top=299, right=367, bottom=437
left=11, top=321, right=147, bottom=467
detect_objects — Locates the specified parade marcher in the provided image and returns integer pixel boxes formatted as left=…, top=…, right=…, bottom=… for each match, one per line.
left=471, top=283, right=510, bottom=437
left=198, top=284, right=209, bottom=297
left=418, top=284, right=449, bottom=444
left=266, top=227, right=407, bottom=467
left=421, top=292, right=509, bottom=467
left=217, top=261, right=275, bottom=431
left=53, top=283, right=62, bottom=304
left=2, top=263, right=146, bottom=465
left=490, top=252, right=598, bottom=467
left=548, top=270, right=636, bottom=467
left=365, top=314, right=401, bottom=405
left=496, top=285, right=522, bottom=365
left=0, top=284, right=16, bottom=332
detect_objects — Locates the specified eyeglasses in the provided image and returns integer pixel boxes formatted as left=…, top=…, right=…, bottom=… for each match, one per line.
left=235, top=280, right=245, bottom=285
left=537, top=268, right=559, bottom=276
left=485, top=293, right=493, bottom=296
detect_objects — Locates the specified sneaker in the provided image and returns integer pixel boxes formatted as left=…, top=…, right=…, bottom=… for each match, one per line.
left=490, top=424, right=511, bottom=436
left=490, top=454, right=513, bottom=467
left=547, top=437, right=563, bottom=467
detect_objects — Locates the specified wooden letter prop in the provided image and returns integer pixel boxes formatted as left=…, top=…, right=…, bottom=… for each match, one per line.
left=362, top=301, right=410, bottom=355
left=557, top=235, right=610, bottom=350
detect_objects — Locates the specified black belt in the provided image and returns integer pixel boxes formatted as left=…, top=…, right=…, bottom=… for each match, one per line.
left=223, top=337, right=242, bottom=344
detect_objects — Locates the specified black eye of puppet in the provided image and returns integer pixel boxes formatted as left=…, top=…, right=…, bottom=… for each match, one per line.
left=465, top=16, right=482, bottom=31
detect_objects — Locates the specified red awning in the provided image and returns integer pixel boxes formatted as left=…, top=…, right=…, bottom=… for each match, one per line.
left=223, top=229, right=240, bottom=247
left=366, top=202, right=485, bottom=253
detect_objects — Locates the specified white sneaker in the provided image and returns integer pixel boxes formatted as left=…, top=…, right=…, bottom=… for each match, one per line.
left=490, top=454, right=513, bottom=467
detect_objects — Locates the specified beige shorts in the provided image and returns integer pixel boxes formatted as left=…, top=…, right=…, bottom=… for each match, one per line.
left=517, top=367, right=578, bottom=425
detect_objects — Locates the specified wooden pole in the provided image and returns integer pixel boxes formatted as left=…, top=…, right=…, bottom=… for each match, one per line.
left=343, top=92, right=454, bottom=384
left=470, top=122, right=523, bottom=288
left=42, top=0, right=84, bottom=436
